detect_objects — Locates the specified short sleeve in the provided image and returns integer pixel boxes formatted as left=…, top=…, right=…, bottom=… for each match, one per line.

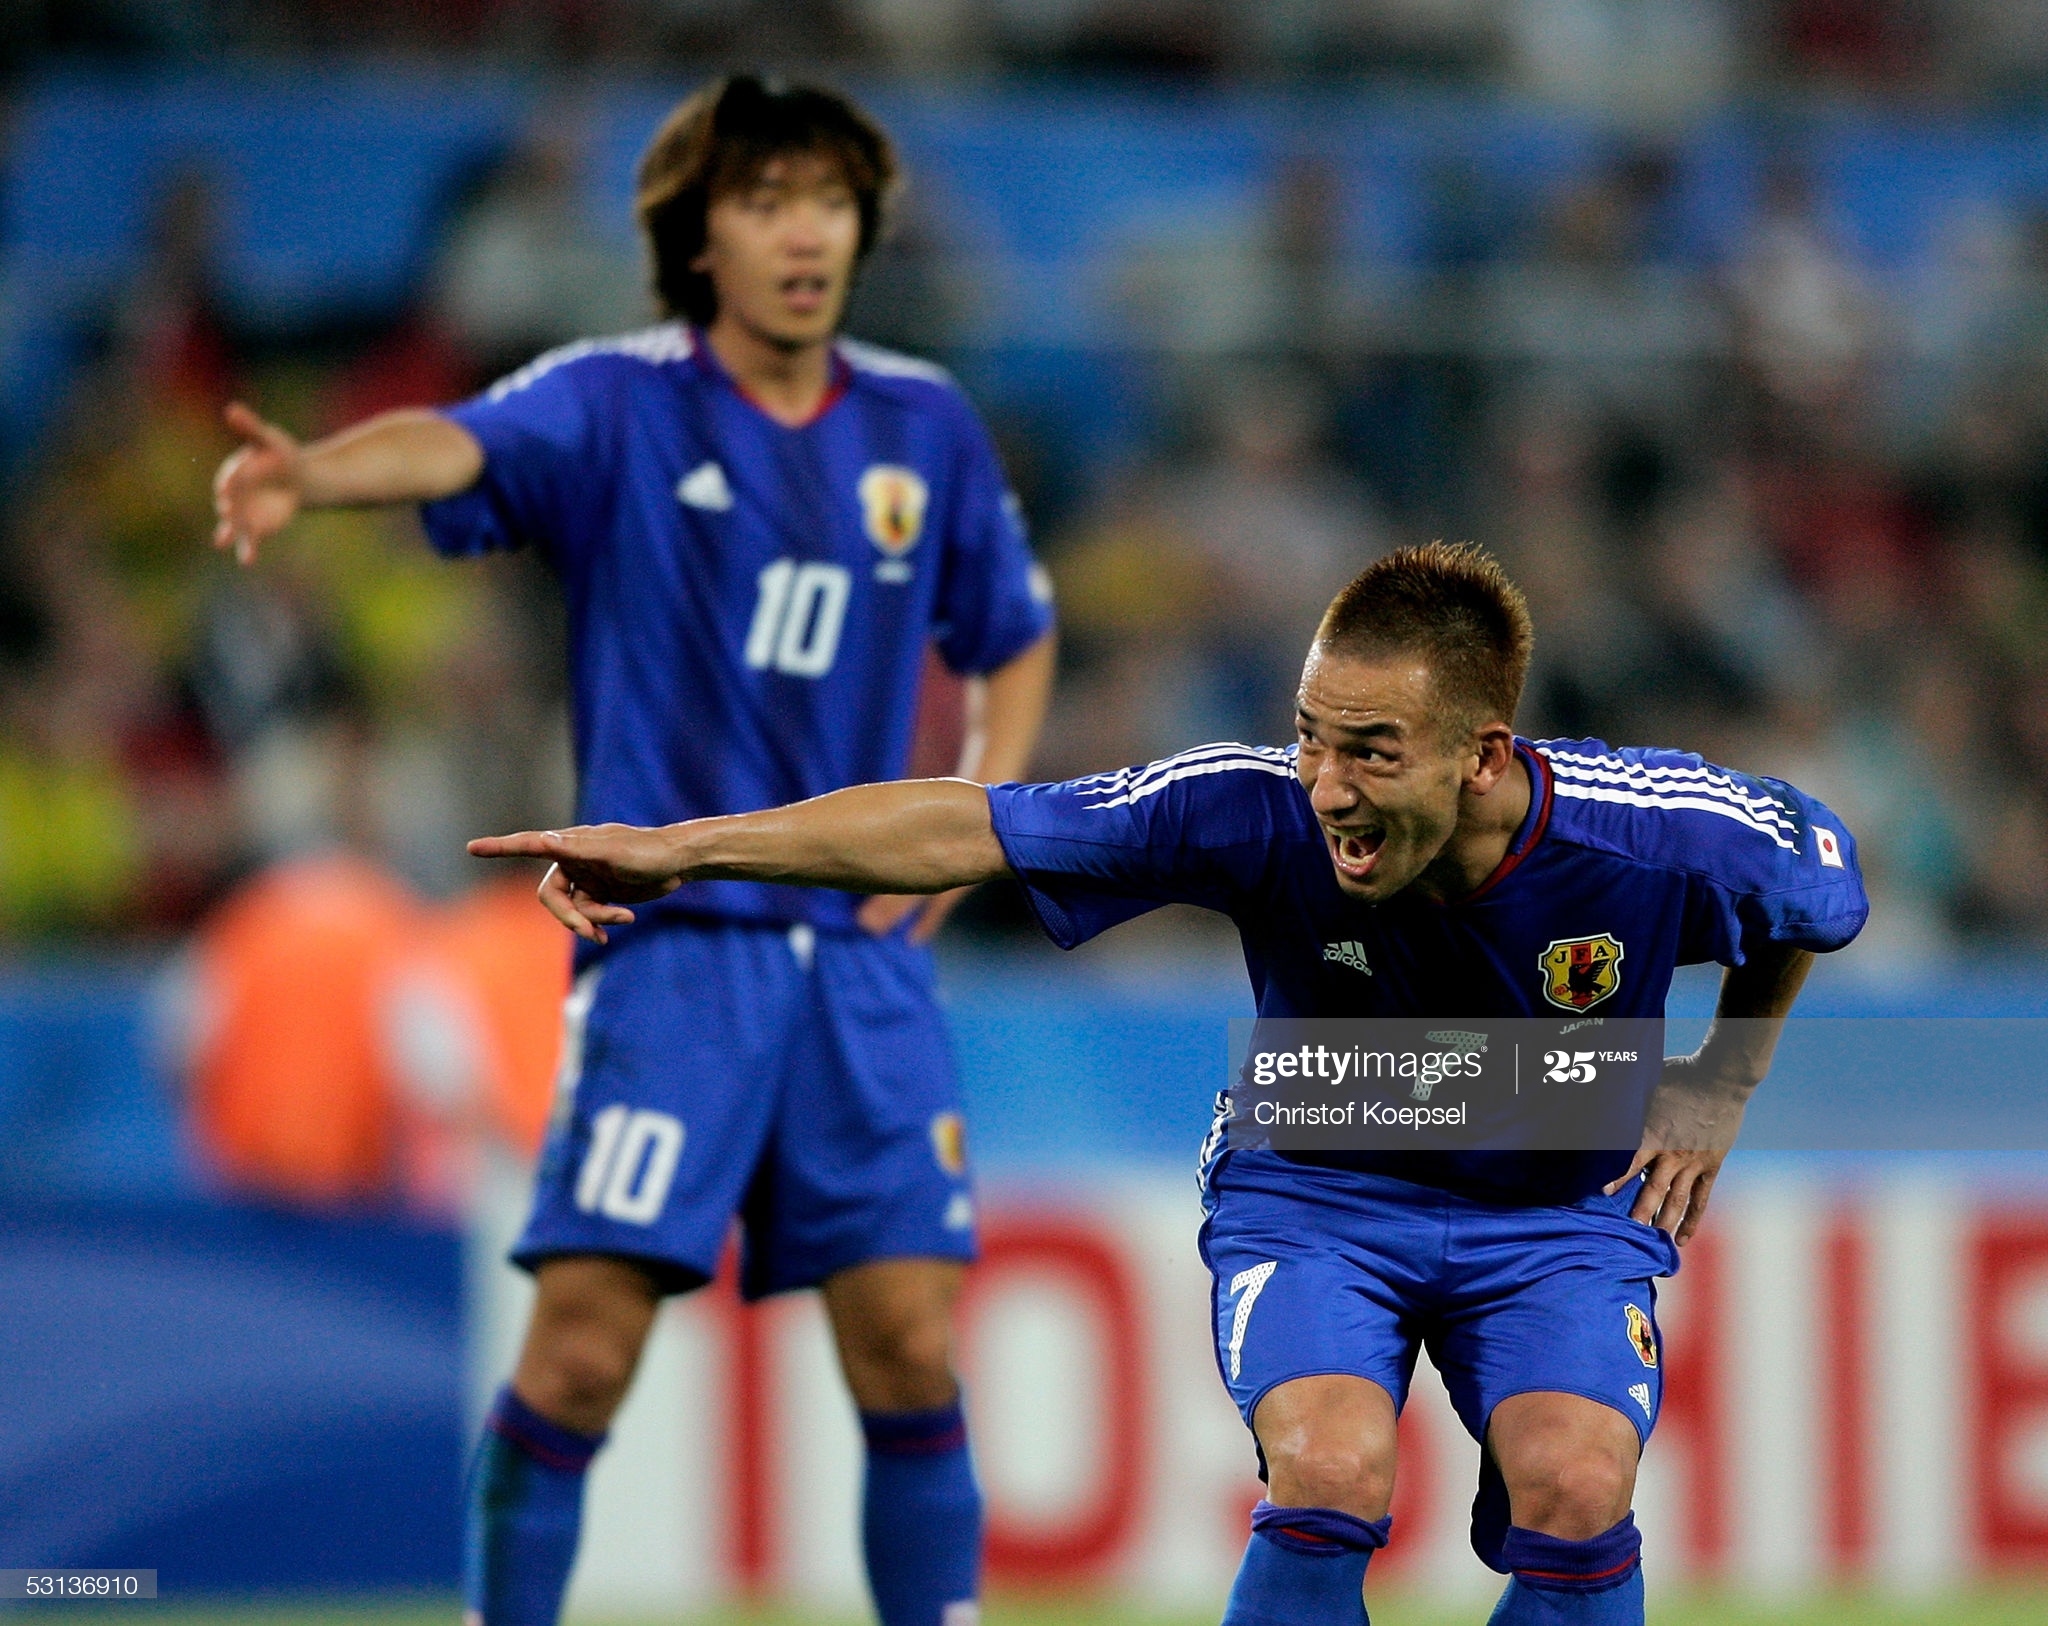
left=987, top=746, right=1301, bottom=948
left=418, top=355, right=604, bottom=561
left=931, top=401, right=1054, bottom=675
left=1677, top=776, right=1870, bottom=965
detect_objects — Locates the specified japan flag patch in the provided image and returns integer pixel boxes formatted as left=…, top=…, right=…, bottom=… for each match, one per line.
left=1814, top=826, right=1845, bottom=869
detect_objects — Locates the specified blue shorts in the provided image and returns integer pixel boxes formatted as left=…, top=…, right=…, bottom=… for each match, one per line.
left=1200, top=1151, right=1679, bottom=1453
left=515, top=917, right=975, bottom=1299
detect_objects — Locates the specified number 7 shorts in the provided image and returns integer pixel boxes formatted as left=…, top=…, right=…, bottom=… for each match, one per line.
left=1200, top=1152, right=1679, bottom=1452
left=513, top=916, right=976, bottom=1299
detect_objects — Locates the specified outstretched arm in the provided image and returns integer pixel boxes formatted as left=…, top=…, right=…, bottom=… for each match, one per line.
left=212, top=402, right=484, bottom=565
left=1607, top=942, right=1815, bottom=1244
left=857, top=628, right=1058, bottom=942
left=468, top=778, right=1011, bottom=944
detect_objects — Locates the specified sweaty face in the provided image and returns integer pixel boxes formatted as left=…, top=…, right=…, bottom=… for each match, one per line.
left=1294, top=648, right=1475, bottom=903
left=694, top=152, right=861, bottom=347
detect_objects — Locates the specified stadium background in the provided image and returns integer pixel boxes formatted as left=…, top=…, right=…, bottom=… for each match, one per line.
left=5, top=2, right=2048, bottom=1622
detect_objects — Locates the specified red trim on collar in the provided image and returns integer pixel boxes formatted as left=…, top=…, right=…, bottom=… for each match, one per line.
left=693, top=329, right=851, bottom=428
left=1460, top=742, right=1552, bottom=905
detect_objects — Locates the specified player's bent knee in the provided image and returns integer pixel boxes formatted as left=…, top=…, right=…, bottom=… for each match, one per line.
left=1252, top=1375, right=1398, bottom=1520
left=837, top=1312, right=958, bottom=1410
left=1519, top=1454, right=1633, bottom=1535
left=1492, top=1415, right=1639, bottom=1539
left=870, top=1312, right=955, bottom=1380
left=529, top=1326, right=641, bottom=1414
left=1264, top=1439, right=1396, bottom=1519
left=514, top=1257, right=661, bottom=1431
left=825, top=1259, right=964, bottom=1412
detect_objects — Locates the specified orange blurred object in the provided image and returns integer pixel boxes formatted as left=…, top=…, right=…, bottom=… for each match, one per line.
left=433, top=875, right=571, bottom=1159
left=186, top=854, right=426, bottom=1207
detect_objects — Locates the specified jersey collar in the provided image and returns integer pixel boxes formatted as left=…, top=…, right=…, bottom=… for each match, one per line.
left=691, top=327, right=852, bottom=429
left=1456, top=740, right=1552, bottom=906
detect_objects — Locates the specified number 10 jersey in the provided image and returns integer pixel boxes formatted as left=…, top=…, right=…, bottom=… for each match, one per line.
left=421, top=322, right=1053, bottom=936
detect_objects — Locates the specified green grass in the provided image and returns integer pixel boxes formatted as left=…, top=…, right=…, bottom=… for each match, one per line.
left=14, top=1591, right=2048, bottom=1626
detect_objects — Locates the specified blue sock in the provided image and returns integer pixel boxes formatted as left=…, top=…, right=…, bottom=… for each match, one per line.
left=860, top=1403, right=983, bottom=1626
left=1485, top=1516, right=1644, bottom=1626
left=463, top=1386, right=606, bottom=1626
left=1220, top=1501, right=1391, bottom=1626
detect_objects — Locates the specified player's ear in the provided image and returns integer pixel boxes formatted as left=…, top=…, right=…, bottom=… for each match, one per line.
left=1467, top=723, right=1516, bottom=791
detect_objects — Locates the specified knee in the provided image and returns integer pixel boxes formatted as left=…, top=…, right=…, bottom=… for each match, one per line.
left=1502, top=1439, right=1636, bottom=1539
left=1264, top=1435, right=1396, bottom=1519
left=828, top=1261, right=964, bottom=1412
left=515, top=1263, right=658, bottom=1432
left=526, top=1321, right=641, bottom=1421
left=1252, top=1376, right=1398, bottom=1522
left=841, top=1308, right=957, bottom=1410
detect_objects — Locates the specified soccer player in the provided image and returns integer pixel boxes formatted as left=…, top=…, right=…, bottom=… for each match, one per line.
left=470, top=543, right=1867, bottom=1626
left=209, top=77, right=1056, bottom=1626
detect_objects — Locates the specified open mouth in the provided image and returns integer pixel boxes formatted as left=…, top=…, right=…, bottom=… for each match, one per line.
left=1325, top=827, right=1386, bottom=883
left=780, top=273, right=831, bottom=311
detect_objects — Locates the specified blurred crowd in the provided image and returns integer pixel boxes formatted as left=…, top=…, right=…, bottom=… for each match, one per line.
left=0, top=173, right=574, bottom=939
left=1042, top=137, right=2048, bottom=956
left=18, top=0, right=2048, bottom=96
left=4, top=49, right=2048, bottom=1039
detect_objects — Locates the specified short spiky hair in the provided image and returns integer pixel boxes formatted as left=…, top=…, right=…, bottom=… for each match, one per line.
left=1315, top=542, right=1534, bottom=735
left=635, top=75, right=898, bottom=326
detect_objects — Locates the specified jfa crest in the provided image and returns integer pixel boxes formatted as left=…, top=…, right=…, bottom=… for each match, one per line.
left=858, top=465, right=929, bottom=556
left=929, top=1110, right=967, bottom=1176
left=1539, top=933, right=1624, bottom=1011
left=1624, top=1302, right=1658, bottom=1368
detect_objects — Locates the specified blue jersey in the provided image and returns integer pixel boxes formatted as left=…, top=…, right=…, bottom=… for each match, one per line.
left=421, top=323, right=1054, bottom=936
left=988, top=737, right=1869, bottom=1202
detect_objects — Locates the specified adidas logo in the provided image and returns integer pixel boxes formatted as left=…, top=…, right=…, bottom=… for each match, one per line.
left=1629, top=1382, right=1652, bottom=1418
left=677, top=461, right=734, bottom=511
left=1322, top=940, right=1372, bottom=976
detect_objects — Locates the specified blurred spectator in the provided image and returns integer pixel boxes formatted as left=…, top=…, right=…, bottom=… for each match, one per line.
left=856, top=0, right=983, bottom=63
left=1038, top=467, right=1220, bottom=774
left=432, top=125, right=648, bottom=381
left=1477, top=144, right=1718, bottom=387
left=1162, top=367, right=1385, bottom=737
left=844, top=177, right=973, bottom=355
left=1638, top=468, right=1828, bottom=725
left=1044, top=366, right=1381, bottom=767
left=430, top=876, right=571, bottom=1162
left=1901, top=197, right=2033, bottom=432
left=1486, top=388, right=1657, bottom=740
left=1116, top=152, right=1367, bottom=358
left=156, top=854, right=568, bottom=1219
left=1728, top=161, right=1884, bottom=423
left=171, top=853, right=466, bottom=1212
left=107, top=168, right=240, bottom=415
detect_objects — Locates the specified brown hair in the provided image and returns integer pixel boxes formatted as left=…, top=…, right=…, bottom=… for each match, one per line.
left=635, top=75, right=898, bottom=326
left=1315, top=542, right=1535, bottom=736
